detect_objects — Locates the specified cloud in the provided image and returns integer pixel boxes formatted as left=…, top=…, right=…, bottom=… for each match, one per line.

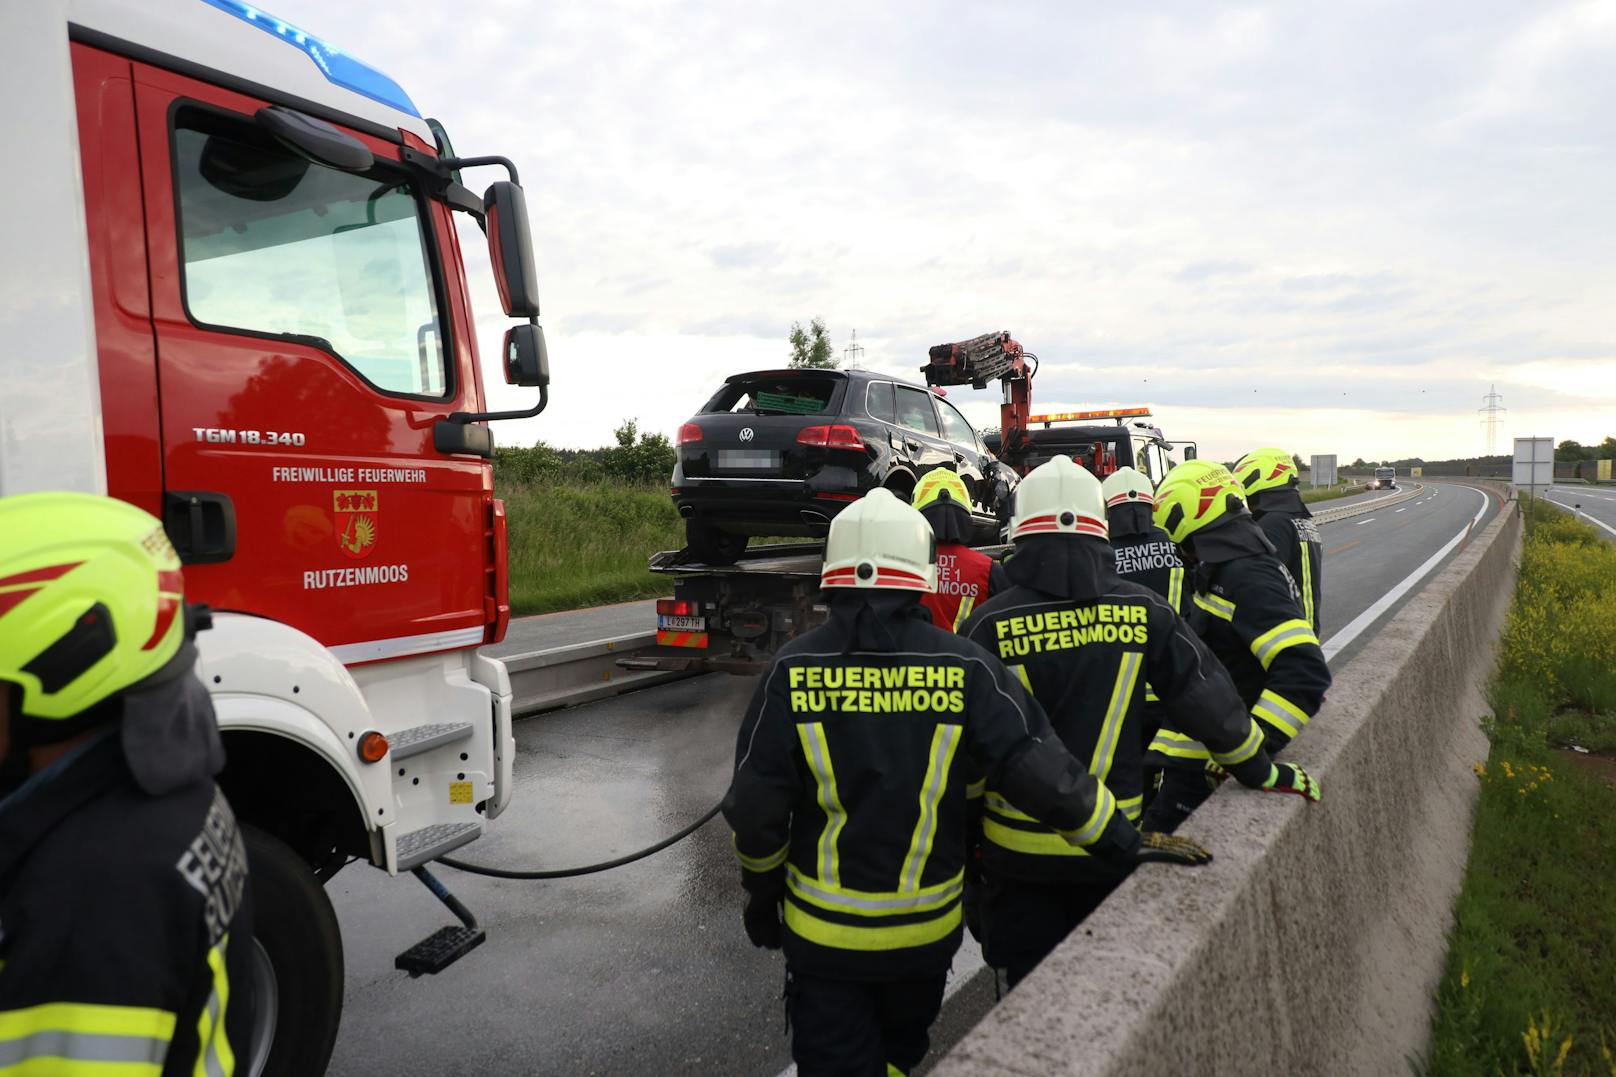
left=267, top=0, right=1616, bottom=460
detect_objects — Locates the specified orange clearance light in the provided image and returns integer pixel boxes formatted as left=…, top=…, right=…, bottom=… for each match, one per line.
left=357, top=731, right=390, bottom=764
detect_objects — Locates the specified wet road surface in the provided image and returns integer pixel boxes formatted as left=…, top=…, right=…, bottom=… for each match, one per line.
left=326, top=481, right=1502, bottom=1076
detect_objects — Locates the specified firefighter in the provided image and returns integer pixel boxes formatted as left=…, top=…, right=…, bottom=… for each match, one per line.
left=0, top=492, right=253, bottom=1076
left=960, top=456, right=1321, bottom=986
left=1142, top=460, right=1333, bottom=833
left=725, top=487, right=1214, bottom=1076
left=1234, top=447, right=1323, bottom=632
left=1101, top=466, right=1186, bottom=614
left=913, top=467, right=1008, bottom=632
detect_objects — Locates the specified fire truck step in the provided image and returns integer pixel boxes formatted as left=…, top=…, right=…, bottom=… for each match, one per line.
left=396, top=821, right=482, bottom=871
left=394, top=924, right=487, bottom=977
left=389, top=721, right=476, bottom=761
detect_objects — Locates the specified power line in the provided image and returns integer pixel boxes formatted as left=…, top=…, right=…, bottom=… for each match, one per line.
left=842, top=328, right=865, bottom=368
left=1478, top=384, right=1506, bottom=455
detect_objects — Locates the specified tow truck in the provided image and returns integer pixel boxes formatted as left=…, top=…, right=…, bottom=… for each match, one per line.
left=6, top=2, right=548, bottom=1072
left=631, top=332, right=1193, bottom=673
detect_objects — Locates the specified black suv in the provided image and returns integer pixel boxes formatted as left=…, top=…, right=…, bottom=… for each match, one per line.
left=672, top=368, right=1017, bottom=563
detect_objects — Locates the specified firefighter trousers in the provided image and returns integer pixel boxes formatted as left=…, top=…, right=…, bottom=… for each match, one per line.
left=982, top=874, right=1122, bottom=988
left=786, top=968, right=947, bottom=1077
left=1139, top=766, right=1213, bottom=834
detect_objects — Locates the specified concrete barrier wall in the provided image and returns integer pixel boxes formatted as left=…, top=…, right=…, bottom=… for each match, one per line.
left=935, top=490, right=1523, bottom=1076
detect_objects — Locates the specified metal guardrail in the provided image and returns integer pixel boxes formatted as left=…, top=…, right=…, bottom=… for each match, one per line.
left=1313, top=482, right=1424, bottom=524
left=502, top=633, right=691, bottom=716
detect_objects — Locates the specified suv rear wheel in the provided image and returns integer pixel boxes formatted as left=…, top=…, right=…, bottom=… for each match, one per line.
left=686, top=520, right=748, bottom=565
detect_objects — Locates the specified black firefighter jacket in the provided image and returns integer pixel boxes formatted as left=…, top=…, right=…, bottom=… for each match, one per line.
left=960, top=536, right=1276, bottom=885
left=723, top=593, right=1140, bottom=981
left=1148, top=516, right=1332, bottom=768
left=1251, top=487, right=1324, bottom=633
left=0, top=731, right=254, bottom=1076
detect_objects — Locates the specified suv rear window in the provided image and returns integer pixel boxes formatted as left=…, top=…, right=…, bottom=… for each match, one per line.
left=702, top=375, right=844, bottom=415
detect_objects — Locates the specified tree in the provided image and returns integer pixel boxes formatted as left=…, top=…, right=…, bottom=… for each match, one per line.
left=1555, top=440, right=1590, bottom=462
left=602, top=419, right=676, bottom=483
left=1598, top=436, right=1616, bottom=459
left=1350, top=458, right=1368, bottom=469
left=1292, top=453, right=1305, bottom=473
left=788, top=318, right=837, bottom=369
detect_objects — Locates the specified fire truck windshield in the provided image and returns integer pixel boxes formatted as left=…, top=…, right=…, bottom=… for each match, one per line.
left=174, top=113, right=447, bottom=398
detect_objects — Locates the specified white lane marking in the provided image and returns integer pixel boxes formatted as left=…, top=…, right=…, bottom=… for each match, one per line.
left=1545, top=493, right=1616, bottom=539
left=774, top=485, right=1487, bottom=1075
left=1323, top=485, right=1489, bottom=660
left=1354, top=518, right=1377, bottom=526
left=1394, top=508, right=1407, bottom=513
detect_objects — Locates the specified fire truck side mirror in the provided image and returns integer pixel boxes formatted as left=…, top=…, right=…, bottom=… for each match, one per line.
left=1184, top=445, right=1197, bottom=460
left=484, top=181, right=541, bottom=319
left=502, top=323, right=549, bottom=388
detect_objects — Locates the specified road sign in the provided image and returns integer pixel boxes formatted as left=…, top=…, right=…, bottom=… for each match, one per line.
left=1310, top=454, right=1337, bottom=487
left=1512, top=437, right=1553, bottom=498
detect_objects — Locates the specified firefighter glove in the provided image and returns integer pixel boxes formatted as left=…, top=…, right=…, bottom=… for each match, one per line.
left=1135, top=831, right=1214, bottom=866
left=743, top=893, right=783, bottom=950
left=1261, top=762, right=1322, bottom=803
left=1204, top=760, right=1232, bottom=791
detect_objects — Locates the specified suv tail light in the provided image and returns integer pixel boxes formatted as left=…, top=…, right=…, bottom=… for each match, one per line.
left=797, top=425, right=864, bottom=451
left=678, top=423, right=704, bottom=445
left=657, top=598, right=695, bottom=616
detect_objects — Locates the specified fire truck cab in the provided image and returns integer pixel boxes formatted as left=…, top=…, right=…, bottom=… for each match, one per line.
left=4, top=2, right=547, bottom=1072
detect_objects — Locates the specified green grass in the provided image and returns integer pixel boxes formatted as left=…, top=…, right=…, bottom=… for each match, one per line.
left=500, top=480, right=684, bottom=615
left=1423, top=503, right=1616, bottom=1077
left=1300, top=483, right=1357, bottom=504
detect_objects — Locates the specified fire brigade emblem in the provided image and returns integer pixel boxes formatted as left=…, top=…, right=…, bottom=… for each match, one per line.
left=1195, top=485, right=1222, bottom=518
left=333, top=489, right=379, bottom=559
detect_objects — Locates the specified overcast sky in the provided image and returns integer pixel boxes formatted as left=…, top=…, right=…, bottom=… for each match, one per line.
left=279, top=0, right=1616, bottom=462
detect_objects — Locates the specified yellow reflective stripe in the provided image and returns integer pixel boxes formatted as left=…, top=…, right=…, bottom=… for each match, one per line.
left=1148, top=728, right=1210, bottom=760
left=797, top=723, right=847, bottom=888
left=899, top=724, right=962, bottom=891
left=1119, top=794, right=1144, bottom=822
left=0, top=1003, right=175, bottom=1074
left=965, top=778, right=985, bottom=800
left=1250, top=618, right=1319, bottom=670
left=951, top=594, right=976, bottom=632
left=1252, top=689, right=1311, bottom=738
left=983, top=791, right=1037, bottom=823
left=732, top=834, right=788, bottom=872
left=1009, top=663, right=1033, bottom=694
left=1194, top=592, right=1235, bottom=621
left=1090, top=652, right=1142, bottom=783
left=1210, top=717, right=1266, bottom=767
left=1299, top=541, right=1317, bottom=630
left=193, top=936, right=234, bottom=1077
left=1167, top=565, right=1184, bottom=612
left=887, top=1065, right=907, bottom=1077
left=983, top=816, right=1093, bottom=857
left=787, top=865, right=964, bottom=917
left=1144, top=683, right=1159, bottom=703
left=784, top=899, right=961, bottom=951
left=1058, top=782, right=1117, bottom=847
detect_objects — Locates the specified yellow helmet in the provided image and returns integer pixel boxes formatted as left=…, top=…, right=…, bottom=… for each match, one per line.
left=0, top=493, right=188, bottom=720
left=1154, top=460, right=1247, bottom=545
left=1234, top=448, right=1300, bottom=497
left=1009, top=455, right=1108, bottom=541
left=821, top=488, right=938, bottom=593
left=1100, top=466, right=1155, bottom=510
left=913, top=467, right=971, bottom=514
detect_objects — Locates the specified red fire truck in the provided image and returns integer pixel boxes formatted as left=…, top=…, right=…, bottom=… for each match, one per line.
left=4, top=2, right=548, bottom=1072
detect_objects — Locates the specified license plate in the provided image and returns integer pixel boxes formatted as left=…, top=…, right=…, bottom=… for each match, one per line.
left=658, top=615, right=706, bottom=632
left=718, top=450, right=779, bottom=470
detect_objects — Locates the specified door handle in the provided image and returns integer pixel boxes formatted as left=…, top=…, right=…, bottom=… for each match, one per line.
left=905, top=438, right=922, bottom=452
left=952, top=450, right=965, bottom=462
left=163, top=491, right=236, bottom=565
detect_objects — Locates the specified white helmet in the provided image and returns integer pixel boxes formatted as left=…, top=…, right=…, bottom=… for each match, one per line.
left=1101, top=466, right=1156, bottom=510
left=821, top=487, right=938, bottom=593
left=1009, top=455, right=1108, bottom=541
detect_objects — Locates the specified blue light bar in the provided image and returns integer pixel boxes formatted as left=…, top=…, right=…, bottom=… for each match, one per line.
left=199, top=0, right=421, bottom=118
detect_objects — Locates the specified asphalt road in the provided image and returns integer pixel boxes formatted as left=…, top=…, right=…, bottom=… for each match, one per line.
left=325, top=482, right=1501, bottom=1077
left=1542, top=484, right=1616, bottom=542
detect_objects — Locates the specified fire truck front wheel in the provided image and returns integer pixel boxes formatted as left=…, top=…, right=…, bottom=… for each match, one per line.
left=242, top=824, right=345, bottom=1077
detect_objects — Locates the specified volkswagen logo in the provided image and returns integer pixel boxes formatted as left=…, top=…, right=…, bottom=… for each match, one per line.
left=739, top=428, right=755, bottom=442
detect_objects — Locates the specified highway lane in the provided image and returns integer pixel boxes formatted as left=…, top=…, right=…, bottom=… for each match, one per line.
left=326, top=481, right=1501, bottom=1077
left=1543, top=484, right=1616, bottom=542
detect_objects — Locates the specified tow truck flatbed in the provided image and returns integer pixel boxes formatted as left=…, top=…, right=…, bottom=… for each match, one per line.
left=628, top=540, right=1009, bottom=674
